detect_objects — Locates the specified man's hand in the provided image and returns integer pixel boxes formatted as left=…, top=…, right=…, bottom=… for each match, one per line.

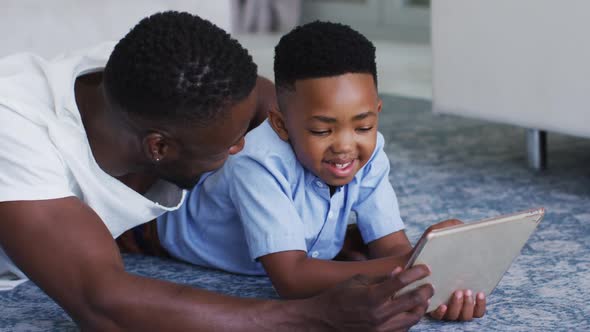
left=304, top=265, right=434, bottom=332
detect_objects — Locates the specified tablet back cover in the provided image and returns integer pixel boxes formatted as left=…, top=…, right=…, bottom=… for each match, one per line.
left=396, top=208, right=543, bottom=312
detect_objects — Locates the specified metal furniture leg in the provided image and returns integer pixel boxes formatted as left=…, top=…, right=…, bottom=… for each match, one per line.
left=526, top=129, right=547, bottom=170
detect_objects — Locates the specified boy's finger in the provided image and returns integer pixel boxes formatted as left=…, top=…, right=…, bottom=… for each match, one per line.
left=429, top=304, right=447, bottom=320
left=445, top=290, right=464, bottom=320
left=459, top=289, right=475, bottom=321
left=473, top=292, right=487, bottom=318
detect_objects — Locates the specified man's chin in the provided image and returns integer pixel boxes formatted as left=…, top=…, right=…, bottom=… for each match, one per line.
left=163, top=177, right=201, bottom=190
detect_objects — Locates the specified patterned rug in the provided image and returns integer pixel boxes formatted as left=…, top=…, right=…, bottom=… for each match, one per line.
left=2, top=94, right=589, bottom=331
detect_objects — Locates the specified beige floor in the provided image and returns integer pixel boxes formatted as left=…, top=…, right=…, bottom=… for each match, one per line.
left=236, top=33, right=432, bottom=100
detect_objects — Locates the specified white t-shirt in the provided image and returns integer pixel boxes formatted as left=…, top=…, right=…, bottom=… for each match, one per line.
left=0, top=43, right=186, bottom=290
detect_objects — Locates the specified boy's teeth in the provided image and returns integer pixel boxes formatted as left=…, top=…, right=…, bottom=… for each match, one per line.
left=334, top=161, right=351, bottom=169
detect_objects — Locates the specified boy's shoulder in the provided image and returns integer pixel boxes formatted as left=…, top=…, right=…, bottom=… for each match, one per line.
left=241, top=120, right=295, bottom=157
left=225, top=120, right=299, bottom=175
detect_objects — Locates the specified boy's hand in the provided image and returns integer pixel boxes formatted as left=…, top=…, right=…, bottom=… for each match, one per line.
left=425, top=218, right=463, bottom=234
left=429, top=290, right=487, bottom=321
left=411, top=219, right=463, bottom=257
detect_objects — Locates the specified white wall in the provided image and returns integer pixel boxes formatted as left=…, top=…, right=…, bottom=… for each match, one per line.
left=0, top=0, right=231, bottom=59
left=432, top=0, right=590, bottom=138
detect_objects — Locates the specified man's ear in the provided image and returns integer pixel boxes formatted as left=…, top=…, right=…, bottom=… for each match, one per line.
left=143, top=131, right=170, bottom=163
left=376, top=98, right=383, bottom=114
left=268, top=107, right=290, bottom=142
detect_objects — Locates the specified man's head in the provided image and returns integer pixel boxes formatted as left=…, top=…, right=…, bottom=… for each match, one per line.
left=271, top=21, right=381, bottom=187
left=103, top=11, right=258, bottom=189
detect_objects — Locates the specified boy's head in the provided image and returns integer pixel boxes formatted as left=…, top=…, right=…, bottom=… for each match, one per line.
left=271, top=21, right=381, bottom=187
left=103, top=11, right=258, bottom=189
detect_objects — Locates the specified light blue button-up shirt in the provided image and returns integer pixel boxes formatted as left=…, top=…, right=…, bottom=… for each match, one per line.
left=158, top=120, right=405, bottom=275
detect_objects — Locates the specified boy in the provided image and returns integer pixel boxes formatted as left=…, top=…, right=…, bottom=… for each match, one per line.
left=158, top=21, right=485, bottom=321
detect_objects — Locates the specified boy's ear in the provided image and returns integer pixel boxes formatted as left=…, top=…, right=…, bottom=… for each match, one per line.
left=268, top=108, right=290, bottom=142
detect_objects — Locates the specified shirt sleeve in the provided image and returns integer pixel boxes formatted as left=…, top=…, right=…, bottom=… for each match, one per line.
left=353, top=135, right=405, bottom=243
left=0, top=107, right=74, bottom=202
left=227, top=155, right=307, bottom=261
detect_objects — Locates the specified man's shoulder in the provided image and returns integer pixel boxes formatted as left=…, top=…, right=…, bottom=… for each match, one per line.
left=0, top=42, right=113, bottom=113
left=0, top=53, right=55, bottom=113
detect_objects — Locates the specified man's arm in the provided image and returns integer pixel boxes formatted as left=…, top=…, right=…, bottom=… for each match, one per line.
left=0, top=197, right=277, bottom=331
left=0, top=197, right=434, bottom=331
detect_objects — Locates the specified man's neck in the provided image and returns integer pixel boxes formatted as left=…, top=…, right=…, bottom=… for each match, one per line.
left=74, top=72, right=157, bottom=193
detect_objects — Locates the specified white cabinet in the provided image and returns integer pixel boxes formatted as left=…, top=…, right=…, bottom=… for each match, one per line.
left=301, top=0, right=430, bottom=42
left=431, top=0, right=590, bottom=169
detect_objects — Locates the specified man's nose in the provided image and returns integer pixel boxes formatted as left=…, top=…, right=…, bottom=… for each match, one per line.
left=228, top=137, right=245, bottom=155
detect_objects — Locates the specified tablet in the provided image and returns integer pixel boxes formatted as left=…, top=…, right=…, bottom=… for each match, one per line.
left=395, top=208, right=544, bottom=313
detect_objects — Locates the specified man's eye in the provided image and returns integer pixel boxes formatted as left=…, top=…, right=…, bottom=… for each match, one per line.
left=309, top=129, right=331, bottom=136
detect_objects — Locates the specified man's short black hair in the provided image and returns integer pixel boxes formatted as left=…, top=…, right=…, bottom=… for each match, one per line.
left=104, top=11, right=257, bottom=126
left=274, top=21, right=377, bottom=93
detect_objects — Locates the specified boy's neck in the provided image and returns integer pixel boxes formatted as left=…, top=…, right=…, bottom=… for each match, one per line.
left=329, top=185, right=338, bottom=197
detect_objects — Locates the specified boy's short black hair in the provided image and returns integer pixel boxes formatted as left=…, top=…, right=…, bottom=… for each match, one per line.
left=274, top=21, right=377, bottom=93
left=104, top=11, right=257, bottom=126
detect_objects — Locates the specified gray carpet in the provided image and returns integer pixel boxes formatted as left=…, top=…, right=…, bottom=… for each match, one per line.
left=2, top=94, right=589, bottom=331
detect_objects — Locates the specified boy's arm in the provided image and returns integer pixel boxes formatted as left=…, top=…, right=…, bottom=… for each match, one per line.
left=367, top=229, right=413, bottom=259
left=259, top=244, right=411, bottom=300
left=336, top=225, right=414, bottom=261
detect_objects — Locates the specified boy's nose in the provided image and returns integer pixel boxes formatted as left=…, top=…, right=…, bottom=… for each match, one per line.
left=330, top=132, right=355, bottom=154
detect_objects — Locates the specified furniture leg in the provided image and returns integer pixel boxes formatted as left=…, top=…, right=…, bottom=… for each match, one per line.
left=526, top=129, right=547, bottom=170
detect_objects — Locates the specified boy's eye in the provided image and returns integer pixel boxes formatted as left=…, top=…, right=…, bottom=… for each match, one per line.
left=309, top=129, right=331, bottom=136
left=357, top=126, right=374, bottom=132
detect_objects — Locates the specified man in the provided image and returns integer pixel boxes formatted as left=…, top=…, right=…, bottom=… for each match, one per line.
left=0, top=11, right=433, bottom=331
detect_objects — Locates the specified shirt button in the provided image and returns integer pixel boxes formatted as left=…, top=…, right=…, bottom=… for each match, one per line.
left=311, top=251, right=320, bottom=258
left=315, top=181, right=324, bottom=188
left=328, top=211, right=334, bottom=218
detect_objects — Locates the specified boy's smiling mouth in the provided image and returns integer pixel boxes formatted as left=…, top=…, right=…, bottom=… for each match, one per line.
left=323, top=158, right=358, bottom=178
left=333, top=161, right=352, bottom=169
